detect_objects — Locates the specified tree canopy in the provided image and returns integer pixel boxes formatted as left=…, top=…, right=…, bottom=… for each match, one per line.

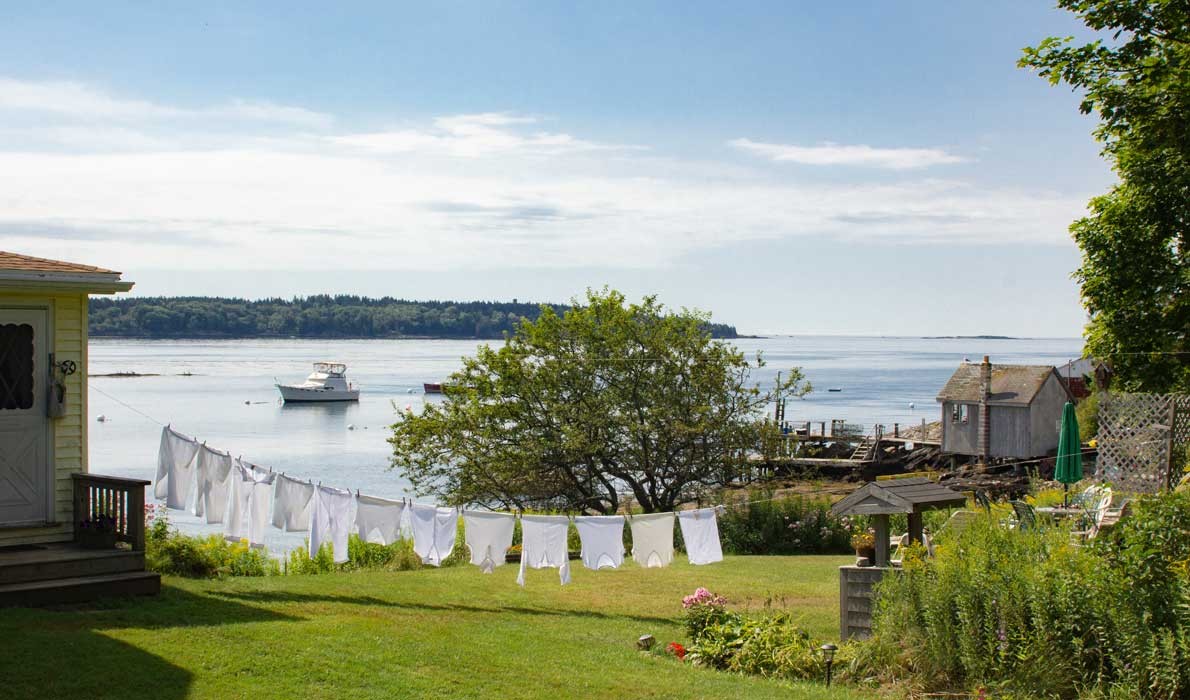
left=388, top=289, right=808, bottom=514
left=1020, top=0, right=1189, bottom=392
left=88, top=295, right=740, bottom=340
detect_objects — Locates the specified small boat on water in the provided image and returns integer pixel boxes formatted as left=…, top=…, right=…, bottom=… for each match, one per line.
left=424, top=382, right=443, bottom=394
left=276, top=362, right=360, bottom=402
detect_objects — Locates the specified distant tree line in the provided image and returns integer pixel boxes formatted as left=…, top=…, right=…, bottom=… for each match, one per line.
left=88, top=295, right=740, bottom=340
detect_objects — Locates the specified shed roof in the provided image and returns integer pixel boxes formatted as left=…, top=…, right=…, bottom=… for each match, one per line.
left=0, top=251, right=132, bottom=294
left=936, top=363, right=1063, bottom=407
left=830, top=477, right=967, bottom=516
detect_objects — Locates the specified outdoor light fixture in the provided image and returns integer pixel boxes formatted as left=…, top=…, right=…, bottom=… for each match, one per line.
left=820, top=643, right=838, bottom=687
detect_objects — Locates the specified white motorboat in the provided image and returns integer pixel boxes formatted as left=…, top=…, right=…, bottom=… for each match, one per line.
left=276, top=362, right=360, bottom=402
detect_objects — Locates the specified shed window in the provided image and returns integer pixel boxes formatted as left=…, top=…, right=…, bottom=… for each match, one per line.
left=951, top=403, right=970, bottom=424
left=0, top=323, right=35, bottom=410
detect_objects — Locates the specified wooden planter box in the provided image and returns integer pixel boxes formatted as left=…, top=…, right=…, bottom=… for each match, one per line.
left=505, top=551, right=583, bottom=563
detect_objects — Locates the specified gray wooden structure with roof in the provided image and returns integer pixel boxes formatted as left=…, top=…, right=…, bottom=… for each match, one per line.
left=936, top=360, right=1073, bottom=459
left=831, top=477, right=967, bottom=566
left=833, top=477, right=967, bottom=640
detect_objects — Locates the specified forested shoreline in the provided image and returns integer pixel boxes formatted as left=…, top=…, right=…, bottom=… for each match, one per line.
left=88, top=295, right=740, bottom=340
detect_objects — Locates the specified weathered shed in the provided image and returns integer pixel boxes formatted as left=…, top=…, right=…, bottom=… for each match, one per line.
left=936, top=357, right=1073, bottom=460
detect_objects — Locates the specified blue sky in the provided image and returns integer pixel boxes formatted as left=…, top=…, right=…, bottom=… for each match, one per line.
left=2, top=1, right=1110, bottom=335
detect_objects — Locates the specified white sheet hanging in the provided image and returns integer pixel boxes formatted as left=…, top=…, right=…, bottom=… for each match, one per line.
left=224, top=459, right=275, bottom=547
left=677, top=507, right=724, bottom=565
left=517, top=515, right=571, bottom=586
left=310, top=485, right=353, bottom=564
left=194, top=445, right=233, bottom=523
left=630, top=512, right=675, bottom=568
left=271, top=474, right=315, bottom=532
left=410, top=503, right=458, bottom=567
left=574, top=515, right=625, bottom=570
left=463, top=510, right=516, bottom=573
left=157, top=426, right=200, bottom=510
left=355, top=494, right=405, bottom=545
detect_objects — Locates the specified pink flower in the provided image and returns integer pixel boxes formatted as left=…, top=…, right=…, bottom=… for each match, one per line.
left=682, top=587, right=727, bottom=609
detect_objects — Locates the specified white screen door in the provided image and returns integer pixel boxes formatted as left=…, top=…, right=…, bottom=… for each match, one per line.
left=0, top=309, right=49, bottom=526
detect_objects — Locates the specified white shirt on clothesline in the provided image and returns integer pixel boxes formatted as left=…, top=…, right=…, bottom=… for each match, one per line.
left=677, top=507, right=724, bottom=565
left=630, top=512, right=675, bottom=568
left=574, top=515, right=625, bottom=570
left=463, top=510, right=516, bottom=573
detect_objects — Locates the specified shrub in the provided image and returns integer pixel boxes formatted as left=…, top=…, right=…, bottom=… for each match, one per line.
left=718, top=493, right=854, bottom=554
left=682, top=587, right=736, bottom=641
left=287, top=533, right=465, bottom=574
left=863, top=492, right=1190, bottom=698
left=146, top=513, right=279, bottom=578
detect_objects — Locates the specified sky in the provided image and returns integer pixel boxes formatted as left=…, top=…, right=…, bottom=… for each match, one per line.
left=0, top=1, right=1112, bottom=336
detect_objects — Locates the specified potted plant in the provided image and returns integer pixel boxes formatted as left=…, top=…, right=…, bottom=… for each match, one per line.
left=78, top=514, right=119, bottom=550
left=505, top=544, right=522, bottom=563
left=851, top=529, right=875, bottom=561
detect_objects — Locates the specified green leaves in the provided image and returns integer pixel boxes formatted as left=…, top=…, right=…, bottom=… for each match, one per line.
left=1021, top=0, right=1189, bottom=392
left=389, top=288, right=808, bottom=513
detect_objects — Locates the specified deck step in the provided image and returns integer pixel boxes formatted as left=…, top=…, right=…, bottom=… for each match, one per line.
left=0, top=571, right=160, bottom=607
left=0, top=548, right=145, bottom=585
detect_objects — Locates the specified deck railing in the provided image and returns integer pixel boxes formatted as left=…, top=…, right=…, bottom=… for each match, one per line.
left=72, top=473, right=152, bottom=551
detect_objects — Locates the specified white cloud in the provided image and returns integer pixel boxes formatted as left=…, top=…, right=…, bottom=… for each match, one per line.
left=729, top=138, right=964, bottom=169
left=0, top=78, right=1085, bottom=274
left=0, top=77, right=332, bottom=128
left=331, top=112, right=623, bottom=158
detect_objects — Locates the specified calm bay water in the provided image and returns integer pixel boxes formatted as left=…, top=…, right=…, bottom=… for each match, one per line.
left=88, top=336, right=1083, bottom=550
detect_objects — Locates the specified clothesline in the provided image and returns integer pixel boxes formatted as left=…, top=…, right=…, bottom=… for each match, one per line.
left=155, top=425, right=727, bottom=585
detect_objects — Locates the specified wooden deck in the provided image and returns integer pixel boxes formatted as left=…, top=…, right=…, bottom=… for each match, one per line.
left=0, top=473, right=159, bottom=607
left=0, top=542, right=159, bottom=606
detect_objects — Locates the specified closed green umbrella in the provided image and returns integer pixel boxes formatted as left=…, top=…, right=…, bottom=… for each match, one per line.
left=1055, top=401, right=1083, bottom=507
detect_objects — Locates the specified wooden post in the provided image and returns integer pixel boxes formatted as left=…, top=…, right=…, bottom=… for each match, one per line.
left=128, top=484, right=146, bottom=551
left=894, top=423, right=899, bottom=438
left=820, top=421, right=826, bottom=438
left=907, top=510, right=923, bottom=545
left=873, top=514, right=890, bottom=567
left=72, top=477, right=84, bottom=542
left=1167, top=399, right=1178, bottom=491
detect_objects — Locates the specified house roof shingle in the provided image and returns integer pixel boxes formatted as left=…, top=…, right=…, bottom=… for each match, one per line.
left=936, top=363, right=1062, bottom=406
left=0, top=251, right=120, bottom=275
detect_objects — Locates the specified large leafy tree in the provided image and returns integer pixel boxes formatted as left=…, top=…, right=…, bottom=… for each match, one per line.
left=1021, top=0, right=1189, bottom=391
left=389, top=289, right=808, bottom=513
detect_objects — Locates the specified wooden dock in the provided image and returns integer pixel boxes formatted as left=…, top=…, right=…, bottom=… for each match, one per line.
left=751, top=420, right=944, bottom=474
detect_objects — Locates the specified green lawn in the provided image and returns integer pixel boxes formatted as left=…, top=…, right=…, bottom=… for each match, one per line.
left=0, top=555, right=872, bottom=699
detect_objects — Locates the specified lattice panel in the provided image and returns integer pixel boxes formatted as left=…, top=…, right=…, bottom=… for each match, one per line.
left=1175, top=395, right=1190, bottom=447
left=1097, top=393, right=1176, bottom=494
